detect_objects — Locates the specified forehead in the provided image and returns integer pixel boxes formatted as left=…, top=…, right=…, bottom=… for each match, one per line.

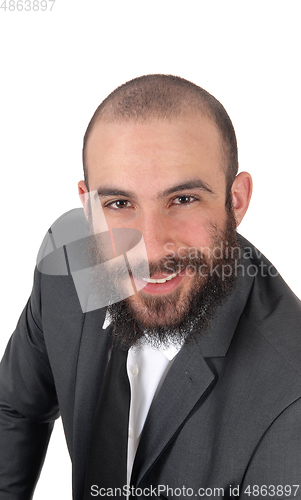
left=85, top=115, right=225, bottom=191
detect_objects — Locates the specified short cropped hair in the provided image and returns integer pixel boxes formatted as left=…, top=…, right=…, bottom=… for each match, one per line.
left=82, top=74, right=238, bottom=198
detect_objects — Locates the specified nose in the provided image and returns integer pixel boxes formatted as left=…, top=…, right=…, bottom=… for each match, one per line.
left=137, top=210, right=176, bottom=263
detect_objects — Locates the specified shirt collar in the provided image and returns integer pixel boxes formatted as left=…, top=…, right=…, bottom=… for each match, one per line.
left=103, top=311, right=182, bottom=361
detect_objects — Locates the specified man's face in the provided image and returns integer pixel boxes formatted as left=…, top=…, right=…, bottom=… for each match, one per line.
left=84, top=114, right=238, bottom=345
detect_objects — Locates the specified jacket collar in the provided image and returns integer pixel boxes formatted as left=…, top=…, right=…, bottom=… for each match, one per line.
left=72, top=308, right=113, bottom=500
left=198, top=254, right=254, bottom=358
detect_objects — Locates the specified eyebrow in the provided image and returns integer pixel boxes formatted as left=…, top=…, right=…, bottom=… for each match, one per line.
left=96, top=187, right=137, bottom=199
left=96, top=178, right=213, bottom=200
left=159, top=179, right=213, bottom=197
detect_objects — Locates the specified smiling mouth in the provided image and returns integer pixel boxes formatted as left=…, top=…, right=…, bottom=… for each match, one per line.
left=142, top=271, right=181, bottom=284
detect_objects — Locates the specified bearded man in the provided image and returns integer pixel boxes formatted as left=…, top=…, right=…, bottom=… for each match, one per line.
left=0, top=75, right=300, bottom=500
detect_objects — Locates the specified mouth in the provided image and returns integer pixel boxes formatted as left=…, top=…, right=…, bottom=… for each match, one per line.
left=135, top=269, right=186, bottom=295
left=142, top=270, right=180, bottom=284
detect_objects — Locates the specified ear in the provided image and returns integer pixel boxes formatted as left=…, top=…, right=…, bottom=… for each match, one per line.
left=78, top=180, right=89, bottom=219
left=231, top=172, right=253, bottom=226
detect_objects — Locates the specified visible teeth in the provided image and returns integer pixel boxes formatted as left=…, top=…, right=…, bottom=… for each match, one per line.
left=142, top=271, right=179, bottom=284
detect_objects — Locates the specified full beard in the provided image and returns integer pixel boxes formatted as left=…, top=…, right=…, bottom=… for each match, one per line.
left=105, top=205, right=242, bottom=349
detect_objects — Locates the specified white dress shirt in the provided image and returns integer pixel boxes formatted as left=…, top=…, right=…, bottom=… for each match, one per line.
left=102, top=315, right=182, bottom=485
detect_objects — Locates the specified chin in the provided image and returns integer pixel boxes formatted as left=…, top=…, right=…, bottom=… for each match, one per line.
left=127, top=287, right=191, bottom=329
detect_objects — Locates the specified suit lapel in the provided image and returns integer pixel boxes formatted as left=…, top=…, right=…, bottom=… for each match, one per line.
left=131, top=339, right=215, bottom=485
left=72, top=308, right=112, bottom=500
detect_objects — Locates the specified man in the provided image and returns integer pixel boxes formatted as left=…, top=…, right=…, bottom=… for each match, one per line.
left=0, top=74, right=300, bottom=500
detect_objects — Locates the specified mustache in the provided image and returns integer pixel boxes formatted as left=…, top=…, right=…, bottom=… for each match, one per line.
left=148, top=251, right=207, bottom=276
left=127, top=250, right=208, bottom=282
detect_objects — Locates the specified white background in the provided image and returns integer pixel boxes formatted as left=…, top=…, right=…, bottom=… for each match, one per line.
left=0, top=1, right=300, bottom=498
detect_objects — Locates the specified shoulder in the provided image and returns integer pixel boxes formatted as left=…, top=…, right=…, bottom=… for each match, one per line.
left=238, top=235, right=301, bottom=375
left=33, top=208, right=107, bottom=329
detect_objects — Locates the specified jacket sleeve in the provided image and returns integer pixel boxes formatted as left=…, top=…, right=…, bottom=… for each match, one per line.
left=0, top=268, right=60, bottom=499
left=240, top=397, right=301, bottom=499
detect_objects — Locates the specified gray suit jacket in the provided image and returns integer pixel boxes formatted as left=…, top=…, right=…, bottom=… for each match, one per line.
left=0, top=222, right=301, bottom=499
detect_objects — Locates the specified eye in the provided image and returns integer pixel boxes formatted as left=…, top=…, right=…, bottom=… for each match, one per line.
left=172, top=195, right=198, bottom=205
left=105, top=199, right=132, bottom=210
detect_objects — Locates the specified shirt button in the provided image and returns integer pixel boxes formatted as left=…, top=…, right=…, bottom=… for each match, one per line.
left=129, top=364, right=139, bottom=376
left=128, top=428, right=133, bottom=439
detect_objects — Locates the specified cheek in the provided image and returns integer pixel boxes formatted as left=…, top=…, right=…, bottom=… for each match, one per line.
left=176, top=208, right=227, bottom=242
left=174, top=209, right=227, bottom=253
left=175, top=218, right=214, bottom=249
